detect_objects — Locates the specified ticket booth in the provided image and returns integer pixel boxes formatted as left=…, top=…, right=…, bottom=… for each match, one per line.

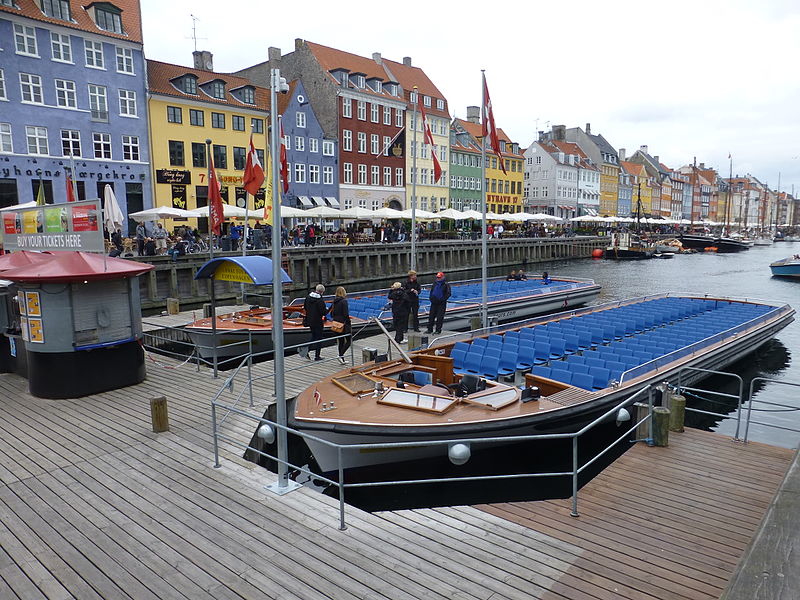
left=0, top=252, right=154, bottom=398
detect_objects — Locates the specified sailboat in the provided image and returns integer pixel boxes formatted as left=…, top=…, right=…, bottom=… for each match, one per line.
left=605, top=184, right=654, bottom=259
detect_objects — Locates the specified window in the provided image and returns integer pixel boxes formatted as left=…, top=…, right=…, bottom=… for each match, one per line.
left=0, top=123, right=12, bottom=153
left=296, top=112, right=306, bottom=128
left=191, top=142, right=206, bottom=167
left=233, top=146, right=246, bottom=170
left=371, top=165, right=379, bottom=185
left=122, top=135, right=139, bottom=161
left=373, top=81, right=381, bottom=93
left=423, top=95, right=431, bottom=107
left=409, top=91, right=418, bottom=104
left=382, top=136, right=390, bottom=156
left=370, top=103, right=379, bottom=123
left=294, top=136, right=305, bottom=151
left=437, top=99, right=444, bottom=111
left=167, top=106, right=182, bottom=124
left=210, top=81, right=225, bottom=99
left=55, top=79, right=76, bottom=108
left=213, top=145, right=226, bottom=169
left=357, top=101, right=366, bottom=120
left=182, top=76, right=197, bottom=94
left=420, top=169, right=428, bottom=185
left=357, top=132, right=366, bottom=153
left=322, top=140, right=334, bottom=156
left=88, top=84, right=108, bottom=121
left=0, top=70, right=5, bottom=100
left=189, top=109, right=204, bottom=127
left=294, top=163, right=305, bottom=183
left=60, top=129, right=80, bottom=156
left=251, top=118, right=263, bottom=134
left=342, top=130, right=352, bottom=152
left=240, top=87, right=255, bottom=104
left=383, top=167, right=391, bottom=187
left=118, top=89, right=137, bottom=116
left=322, top=165, right=333, bottom=185
left=383, top=105, right=392, bottom=125
left=14, top=24, right=38, bottom=56
left=388, top=83, right=397, bottom=96
left=356, top=75, right=365, bottom=88
left=343, top=163, right=352, bottom=184
left=115, top=47, right=134, bottom=74
left=370, top=134, right=379, bottom=155
left=211, top=112, right=225, bottom=129
left=396, top=168, right=403, bottom=187
left=51, top=32, right=72, bottom=62
left=396, top=108, right=403, bottom=127
left=95, top=6, right=123, bottom=34
left=342, top=97, right=352, bottom=118
left=357, top=164, right=367, bottom=185
left=229, top=115, right=244, bottom=131
left=19, top=73, right=43, bottom=104
left=309, top=138, right=319, bottom=153
left=93, top=132, right=111, bottom=158
left=168, top=140, right=184, bottom=166
left=84, top=40, right=104, bottom=68
left=309, top=164, right=319, bottom=184
left=42, top=0, right=71, bottom=20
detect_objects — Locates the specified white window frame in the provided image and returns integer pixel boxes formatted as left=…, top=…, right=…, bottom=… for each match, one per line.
left=296, top=111, right=306, bottom=128
left=55, top=79, right=77, bottom=108
left=51, top=32, right=72, bottom=63
left=294, top=163, right=306, bottom=183
left=309, top=138, right=319, bottom=153
left=118, top=89, right=137, bottom=117
left=14, top=24, right=38, bottom=57
left=26, top=125, right=49, bottom=155
left=322, top=165, right=333, bottom=185
left=371, top=165, right=379, bottom=186
left=357, top=164, right=367, bottom=185
left=343, top=162, right=353, bottom=184
left=437, top=98, right=445, bottom=111
left=357, top=100, right=366, bottom=121
left=395, top=168, right=403, bottom=187
left=0, top=123, right=12, bottom=154
left=370, top=134, right=379, bottom=155
left=383, top=105, right=391, bottom=125
left=0, top=69, right=5, bottom=101
left=93, top=132, right=112, bottom=159
left=382, top=136, right=391, bottom=156
left=294, top=136, right=305, bottom=151
left=122, top=135, right=139, bottom=161
left=342, top=130, right=352, bottom=152
left=322, top=140, right=334, bottom=156
left=88, top=84, right=108, bottom=121
left=357, top=132, right=366, bottom=153
left=423, top=95, right=431, bottom=107
left=383, top=166, right=391, bottom=187
left=342, top=97, right=352, bottom=118
left=309, top=164, right=320, bottom=184
left=396, top=109, right=403, bottom=127
left=60, top=129, right=80, bottom=156
left=370, top=103, right=379, bottom=123
left=84, top=40, right=104, bottom=69
left=19, top=73, right=44, bottom=105
left=115, top=46, right=134, bottom=74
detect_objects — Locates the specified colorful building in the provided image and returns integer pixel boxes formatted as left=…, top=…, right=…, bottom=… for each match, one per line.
left=565, top=124, right=620, bottom=216
left=620, top=161, right=649, bottom=215
left=146, top=53, right=269, bottom=232
left=0, top=0, right=150, bottom=232
left=449, top=122, right=482, bottom=211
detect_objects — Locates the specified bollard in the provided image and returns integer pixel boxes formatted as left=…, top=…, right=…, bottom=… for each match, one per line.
left=150, top=396, right=170, bottom=433
left=166, top=297, right=180, bottom=315
left=669, top=394, right=686, bottom=432
left=406, top=332, right=428, bottom=351
left=634, top=401, right=649, bottom=439
left=652, top=406, right=670, bottom=447
left=469, top=317, right=482, bottom=331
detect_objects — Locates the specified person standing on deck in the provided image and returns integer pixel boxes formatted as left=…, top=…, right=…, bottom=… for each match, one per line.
left=302, top=284, right=327, bottom=361
left=403, top=270, right=421, bottom=332
left=426, top=272, right=451, bottom=334
left=329, top=287, right=352, bottom=364
left=388, top=282, right=409, bottom=343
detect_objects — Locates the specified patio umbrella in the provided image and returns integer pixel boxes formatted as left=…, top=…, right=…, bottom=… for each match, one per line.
left=0, top=201, right=38, bottom=212
left=338, top=206, right=377, bottom=219
left=128, top=206, right=196, bottom=222
left=305, top=205, right=344, bottom=219
left=103, top=184, right=124, bottom=234
left=189, top=204, right=248, bottom=218
left=398, top=208, right=437, bottom=219
left=528, top=213, right=562, bottom=222
left=436, top=208, right=468, bottom=220
left=371, top=207, right=405, bottom=219
left=459, top=209, right=484, bottom=220
left=276, top=206, right=309, bottom=218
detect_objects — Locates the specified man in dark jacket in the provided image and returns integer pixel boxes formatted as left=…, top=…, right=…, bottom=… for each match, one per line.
left=388, top=282, right=409, bottom=343
left=403, top=270, right=421, bottom=332
left=426, top=272, right=451, bottom=334
left=302, top=284, right=327, bottom=360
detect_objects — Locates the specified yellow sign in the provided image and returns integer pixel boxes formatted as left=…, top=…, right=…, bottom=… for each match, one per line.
left=25, top=291, right=41, bottom=316
left=213, top=262, right=254, bottom=283
left=28, top=318, right=44, bottom=343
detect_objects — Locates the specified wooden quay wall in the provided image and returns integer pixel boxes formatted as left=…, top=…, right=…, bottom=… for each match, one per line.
left=137, top=236, right=605, bottom=312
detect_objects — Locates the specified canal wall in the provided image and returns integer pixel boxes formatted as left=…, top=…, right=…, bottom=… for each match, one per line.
left=138, top=236, right=606, bottom=312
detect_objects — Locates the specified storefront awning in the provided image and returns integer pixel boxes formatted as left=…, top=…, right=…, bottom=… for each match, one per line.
left=297, top=196, right=313, bottom=207
left=325, top=197, right=340, bottom=207
left=311, top=196, right=326, bottom=206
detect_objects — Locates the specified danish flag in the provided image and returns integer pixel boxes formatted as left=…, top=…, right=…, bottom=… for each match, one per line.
left=482, top=75, right=506, bottom=174
left=313, top=387, right=322, bottom=406
left=419, top=104, right=443, bottom=183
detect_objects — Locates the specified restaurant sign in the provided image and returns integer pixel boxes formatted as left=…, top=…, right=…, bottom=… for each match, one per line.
left=2, top=199, right=105, bottom=253
left=156, top=169, right=192, bottom=184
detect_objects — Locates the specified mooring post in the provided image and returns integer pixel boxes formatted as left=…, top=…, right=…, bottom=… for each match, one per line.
left=652, top=407, right=670, bottom=447
left=669, top=394, right=686, bottom=432
left=150, top=396, right=169, bottom=433
left=634, top=401, right=649, bottom=440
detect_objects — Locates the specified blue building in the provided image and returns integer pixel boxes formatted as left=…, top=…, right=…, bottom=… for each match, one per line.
left=617, top=163, right=633, bottom=216
left=0, top=0, right=150, bottom=233
left=279, top=79, right=339, bottom=210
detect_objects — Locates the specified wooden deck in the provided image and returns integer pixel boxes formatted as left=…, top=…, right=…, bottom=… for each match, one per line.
left=0, top=339, right=795, bottom=598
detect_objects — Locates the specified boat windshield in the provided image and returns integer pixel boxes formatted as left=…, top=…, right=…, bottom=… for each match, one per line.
left=378, top=388, right=457, bottom=414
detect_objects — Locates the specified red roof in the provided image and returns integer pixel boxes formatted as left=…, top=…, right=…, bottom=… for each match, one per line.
left=0, top=251, right=52, bottom=273
left=0, top=252, right=153, bottom=283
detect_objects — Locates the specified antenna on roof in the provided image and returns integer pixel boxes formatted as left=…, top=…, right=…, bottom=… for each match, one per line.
left=188, top=15, right=207, bottom=51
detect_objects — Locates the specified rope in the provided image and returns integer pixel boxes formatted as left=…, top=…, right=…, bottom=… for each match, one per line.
left=139, top=339, right=199, bottom=370
left=680, top=389, right=800, bottom=413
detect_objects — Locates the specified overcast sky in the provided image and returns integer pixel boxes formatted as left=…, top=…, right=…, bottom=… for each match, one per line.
left=141, top=0, right=800, bottom=194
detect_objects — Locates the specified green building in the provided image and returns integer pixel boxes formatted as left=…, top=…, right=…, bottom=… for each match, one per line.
left=449, top=122, right=483, bottom=211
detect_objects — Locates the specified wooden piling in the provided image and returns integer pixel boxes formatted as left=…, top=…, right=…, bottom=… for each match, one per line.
left=166, top=298, right=180, bottom=315
left=669, top=394, right=686, bottom=432
left=634, top=401, right=649, bottom=439
left=150, top=396, right=170, bottom=433
left=652, top=406, right=670, bottom=447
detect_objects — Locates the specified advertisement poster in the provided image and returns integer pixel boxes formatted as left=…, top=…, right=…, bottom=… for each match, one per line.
left=18, top=294, right=26, bottom=316
left=44, top=206, right=65, bottom=232
left=20, top=317, right=28, bottom=342
left=71, top=204, right=99, bottom=232
left=22, top=210, right=40, bottom=233
left=3, top=212, right=21, bottom=234
left=24, top=292, right=41, bottom=316
left=2, top=199, right=104, bottom=252
left=27, top=319, right=44, bottom=343
left=253, top=188, right=266, bottom=211
left=171, top=184, right=187, bottom=210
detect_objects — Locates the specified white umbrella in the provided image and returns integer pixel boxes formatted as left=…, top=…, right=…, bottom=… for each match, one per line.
left=460, top=209, right=484, bottom=220
left=528, top=212, right=562, bottom=222
left=436, top=208, right=468, bottom=220
left=339, top=206, right=377, bottom=219
left=128, top=206, right=196, bottom=222
left=103, top=184, right=124, bottom=233
left=398, top=208, right=437, bottom=219
left=371, top=207, right=405, bottom=219
left=305, top=205, right=344, bottom=218
left=189, top=204, right=248, bottom=218
left=0, top=201, right=38, bottom=212
left=277, top=206, right=309, bottom=218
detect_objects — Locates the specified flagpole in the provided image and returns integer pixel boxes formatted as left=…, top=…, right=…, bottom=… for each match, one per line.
left=206, top=139, right=214, bottom=259
left=410, top=86, right=418, bottom=272
left=69, top=152, right=79, bottom=200
left=480, top=71, right=488, bottom=329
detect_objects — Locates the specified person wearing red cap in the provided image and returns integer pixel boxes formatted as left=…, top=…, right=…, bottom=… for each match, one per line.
left=426, top=272, right=451, bottom=334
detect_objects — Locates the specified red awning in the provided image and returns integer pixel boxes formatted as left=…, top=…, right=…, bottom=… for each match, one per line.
left=0, top=251, right=53, bottom=273
left=0, top=251, right=153, bottom=283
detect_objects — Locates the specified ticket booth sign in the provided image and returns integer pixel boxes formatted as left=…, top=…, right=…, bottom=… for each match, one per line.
left=2, top=199, right=105, bottom=253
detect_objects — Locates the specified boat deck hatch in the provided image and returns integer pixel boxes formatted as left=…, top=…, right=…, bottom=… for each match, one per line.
left=377, top=388, right=457, bottom=414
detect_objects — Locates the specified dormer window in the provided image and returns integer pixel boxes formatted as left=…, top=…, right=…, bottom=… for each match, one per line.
left=210, top=81, right=225, bottom=99
left=423, top=95, right=431, bottom=107
left=372, top=80, right=382, bottom=93
left=409, top=90, right=418, bottom=104
left=341, top=72, right=349, bottom=87
left=42, top=0, right=71, bottom=20
left=356, top=75, right=365, bottom=88
left=240, top=86, right=255, bottom=104
left=89, top=3, right=124, bottom=34
left=436, top=99, right=444, bottom=111
left=183, top=76, right=197, bottom=94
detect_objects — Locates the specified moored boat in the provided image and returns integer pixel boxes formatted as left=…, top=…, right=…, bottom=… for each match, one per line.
left=185, top=275, right=601, bottom=360
left=769, top=255, right=800, bottom=279
left=604, top=232, right=654, bottom=259
left=287, top=294, right=794, bottom=474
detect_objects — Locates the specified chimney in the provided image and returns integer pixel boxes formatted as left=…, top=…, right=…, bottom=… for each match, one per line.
left=403, top=56, right=412, bottom=66
left=466, top=106, right=480, bottom=124
left=192, top=50, right=214, bottom=71
left=619, top=148, right=626, bottom=161
left=640, top=144, right=648, bottom=154
left=654, top=155, right=659, bottom=165
left=553, top=125, right=566, bottom=141
left=268, top=46, right=281, bottom=63
left=295, top=38, right=304, bottom=51
left=699, top=162, right=705, bottom=169
left=585, top=122, right=591, bottom=135
left=372, top=52, right=382, bottom=65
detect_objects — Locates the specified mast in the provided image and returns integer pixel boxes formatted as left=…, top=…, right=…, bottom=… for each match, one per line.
left=480, top=71, right=488, bottom=329
left=410, top=87, right=418, bottom=271
left=725, top=155, right=732, bottom=236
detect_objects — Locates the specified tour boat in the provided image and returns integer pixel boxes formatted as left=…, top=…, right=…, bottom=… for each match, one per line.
left=285, top=294, right=794, bottom=474
left=184, top=275, right=601, bottom=360
left=604, top=232, right=654, bottom=259
left=769, top=256, right=800, bottom=279
left=679, top=233, right=750, bottom=253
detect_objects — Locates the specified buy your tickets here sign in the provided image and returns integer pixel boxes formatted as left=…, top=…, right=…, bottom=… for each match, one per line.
left=1, top=199, right=105, bottom=253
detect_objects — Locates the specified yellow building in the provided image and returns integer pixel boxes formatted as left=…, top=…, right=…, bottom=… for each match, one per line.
left=147, top=55, right=269, bottom=232
left=621, top=161, right=650, bottom=214
left=599, top=163, right=620, bottom=216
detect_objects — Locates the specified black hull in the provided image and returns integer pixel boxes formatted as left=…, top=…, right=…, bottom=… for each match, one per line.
left=679, top=234, right=716, bottom=250
left=714, top=238, right=750, bottom=253
left=604, top=248, right=653, bottom=260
